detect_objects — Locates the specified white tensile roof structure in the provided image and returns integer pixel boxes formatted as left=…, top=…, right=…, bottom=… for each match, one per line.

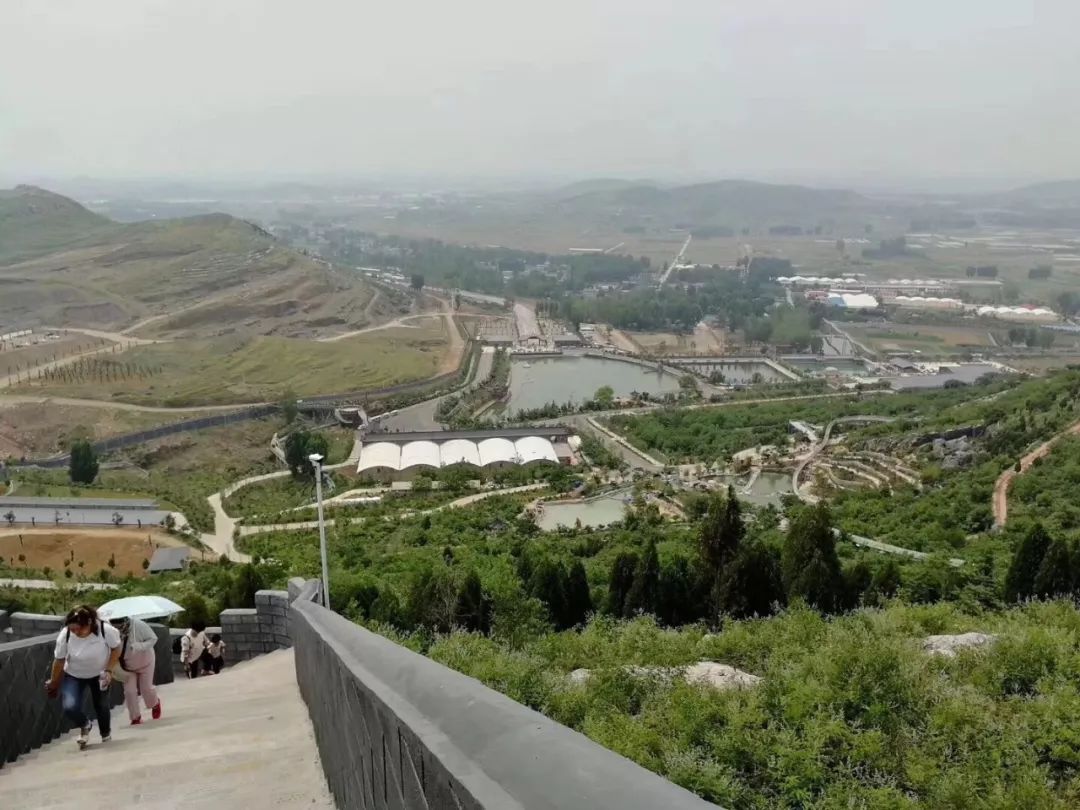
left=477, top=438, right=518, bottom=466
left=356, top=442, right=401, bottom=474
left=514, top=436, right=559, bottom=465
left=357, top=435, right=562, bottom=473
left=440, top=439, right=482, bottom=467
left=399, top=440, right=441, bottom=471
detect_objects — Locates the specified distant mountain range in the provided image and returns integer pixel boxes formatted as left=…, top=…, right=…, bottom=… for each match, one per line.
left=541, top=178, right=873, bottom=230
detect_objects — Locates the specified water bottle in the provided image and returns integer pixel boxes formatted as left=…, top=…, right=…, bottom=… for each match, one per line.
left=99, top=671, right=110, bottom=691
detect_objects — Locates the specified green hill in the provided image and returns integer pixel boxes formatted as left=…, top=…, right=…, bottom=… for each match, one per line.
left=0, top=185, right=119, bottom=263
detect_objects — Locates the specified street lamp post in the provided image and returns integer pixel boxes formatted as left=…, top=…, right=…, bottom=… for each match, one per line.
left=309, top=453, right=331, bottom=609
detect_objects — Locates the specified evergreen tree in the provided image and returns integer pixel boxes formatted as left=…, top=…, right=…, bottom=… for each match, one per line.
left=657, top=556, right=700, bottom=626
left=529, top=558, right=569, bottom=629
left=605, top=552, right=639, bottom=618
left=716, top=542, right=785, bottom=618
left=869, top=559, right=902, bottom=603
left=842, top=560, right=874, bottom=609
left=1004, top=523, right=1052, bottom=602
left=455, top=569, right=492, bottom=633
left=285, top=430, right=312, bottom=477
left=782, top=503, right=844, bottom=612
left=1034, top=537, right=1073, bottom=599
left=226, top=564, right=267, bottom=609
left=564, top=561, right=593, bottom=627
left=69, top=439, right=99, bottom=484
left=625, top=538, right=660, bottom=616
left=699, top=487, right=744, bottom=578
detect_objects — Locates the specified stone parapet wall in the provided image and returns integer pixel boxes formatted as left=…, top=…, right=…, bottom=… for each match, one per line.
left=220, top=589, right=293, bottom=663
left=0, top=623, right=174, bottom=769
left=291, top=594, right=718, bottom=810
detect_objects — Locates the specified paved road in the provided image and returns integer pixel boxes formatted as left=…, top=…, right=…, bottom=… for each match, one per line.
left=379, top=347, right=495, bottom=432
left=0, top=649, right=334, bottom=810
left=0, top=577, right=117, bottom=591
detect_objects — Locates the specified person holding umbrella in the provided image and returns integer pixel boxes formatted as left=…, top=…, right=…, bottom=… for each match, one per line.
left=98, top=595, right=183, bottom=723
left=110, top=615, right=162, bottom=725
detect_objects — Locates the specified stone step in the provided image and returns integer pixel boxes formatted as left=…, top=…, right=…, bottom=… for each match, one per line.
left=0, top=649, right=334, bottom=809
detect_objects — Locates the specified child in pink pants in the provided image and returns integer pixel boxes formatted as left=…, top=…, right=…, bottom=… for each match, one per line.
left=114, top=617, right=162, bottom=724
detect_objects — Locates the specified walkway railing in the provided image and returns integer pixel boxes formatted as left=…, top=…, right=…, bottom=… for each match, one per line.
left=289, top=581, right=718, bottom=809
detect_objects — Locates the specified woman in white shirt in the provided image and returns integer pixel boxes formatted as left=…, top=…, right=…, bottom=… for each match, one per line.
left=46, top=605, right=122, bottom=748
left=113, top=616, right=163, bottom=725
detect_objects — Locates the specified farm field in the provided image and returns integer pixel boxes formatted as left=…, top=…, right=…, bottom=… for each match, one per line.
left=15, top=320, right=452, bottom=407
left=841, top=321, right=997, bottom=355
left=0, top=528, right=189, bottom=579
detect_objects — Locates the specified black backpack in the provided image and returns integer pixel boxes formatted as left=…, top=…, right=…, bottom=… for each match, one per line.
left=172, top=634, right=183, bottom=655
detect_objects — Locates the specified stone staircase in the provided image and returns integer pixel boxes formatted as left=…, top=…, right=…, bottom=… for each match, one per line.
left=0, top=649, right=333, bottom=809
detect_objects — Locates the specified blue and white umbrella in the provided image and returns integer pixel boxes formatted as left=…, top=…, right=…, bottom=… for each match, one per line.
left=97, top=595, right=184, bottom=621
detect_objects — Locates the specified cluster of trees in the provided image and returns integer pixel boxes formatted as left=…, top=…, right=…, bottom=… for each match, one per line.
left=436, top=349, right=510, bottom=426
left=1028, top=265, right=1053, bottom=280
left=559, top=272, right=776, bottom=334
left=69, top=439, right=99, bottom=484
left=33, top=358, right=162, bottom=387
left=862, top=236, right=912, bottom=259
left=1004, top=523, right=1080, bottom=603
left=1006, top=326, right=1055, bottom=348
left=283, top=430, right=330, bottom=479
left=966, top=264, right=999, bottom=278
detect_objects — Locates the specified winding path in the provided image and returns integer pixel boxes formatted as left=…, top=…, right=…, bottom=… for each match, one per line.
left=792, top=416, right=897, bottom=503
left=993, top=416, right=1080, bottom=528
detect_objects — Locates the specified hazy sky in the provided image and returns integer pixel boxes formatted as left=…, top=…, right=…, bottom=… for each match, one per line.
left=2, top=0, right=1078, bottom=189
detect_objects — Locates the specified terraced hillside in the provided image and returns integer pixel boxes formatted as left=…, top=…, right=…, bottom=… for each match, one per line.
left=0, top=186, right=390, bottom=339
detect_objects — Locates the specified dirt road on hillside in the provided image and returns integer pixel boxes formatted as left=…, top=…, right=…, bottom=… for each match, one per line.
left=993, top=417, right=1080, bottom=527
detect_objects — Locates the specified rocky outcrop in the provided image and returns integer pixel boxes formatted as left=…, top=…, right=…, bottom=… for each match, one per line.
left=922, top=632, right=997, bottom=657
left=568, top=661, right=761, bottom=691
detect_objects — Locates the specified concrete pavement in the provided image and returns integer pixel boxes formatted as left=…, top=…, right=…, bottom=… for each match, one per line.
left=0, top=649, right=334, bottom=809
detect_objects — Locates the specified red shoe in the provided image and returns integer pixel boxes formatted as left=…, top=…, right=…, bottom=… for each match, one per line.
left=131, top=717, right=142, bottom=725
left=151, top=701, right=162, bottom=720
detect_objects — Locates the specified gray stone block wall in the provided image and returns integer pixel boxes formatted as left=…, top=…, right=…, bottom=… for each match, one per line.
left=0, top=610, right=10, bottom=633
left=220, top=589, right=300, bottom=663
left=291, top=596, right=719, bottom=810
left=9, top=613, right=64, bottom=641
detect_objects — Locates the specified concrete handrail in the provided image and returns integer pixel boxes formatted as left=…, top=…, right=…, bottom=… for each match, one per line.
left=291, top=596, right=719, bottom=810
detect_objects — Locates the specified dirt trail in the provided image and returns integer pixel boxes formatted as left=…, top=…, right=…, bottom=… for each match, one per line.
left=0, top=394, right=265, bottom=413
left=993, top=417, right=1080, bottom=527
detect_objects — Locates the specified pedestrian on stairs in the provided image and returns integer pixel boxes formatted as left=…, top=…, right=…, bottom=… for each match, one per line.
left=111, top=616, right=163, bottom=725
left=180, top=620, right=210, bottom=679
left=45, top=605, right=122, bottom=748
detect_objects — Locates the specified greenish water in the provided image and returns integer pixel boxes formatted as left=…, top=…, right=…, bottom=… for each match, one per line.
left=536, top=493, right=629, bottom=530
left=507, top=356, right=682, bottom=413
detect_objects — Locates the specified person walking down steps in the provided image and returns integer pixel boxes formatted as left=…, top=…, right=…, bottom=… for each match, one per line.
left=112, top=616, right=163, bottom=725
left=45, top=605, right=122, bottom=749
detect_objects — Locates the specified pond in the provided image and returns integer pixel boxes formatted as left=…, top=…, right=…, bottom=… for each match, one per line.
left=711, top=471, right=792, bottom=507
left=536, top=492, right=629, bottom=530
left=506, top=356, right=683, bottom=413
left=783, top=356, right=873, bottom=378
left=668, top=359, right=792, bottom=384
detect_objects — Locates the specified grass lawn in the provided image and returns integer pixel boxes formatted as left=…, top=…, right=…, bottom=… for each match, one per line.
left=17, top=322, right=451, bottom=406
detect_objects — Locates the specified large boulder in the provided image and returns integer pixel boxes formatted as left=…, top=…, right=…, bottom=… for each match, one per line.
left=683, top=661, right=762, bottom=691
left=567, top=661, right=762, bottom=691
left=922, top=632, right=997, bottom=657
